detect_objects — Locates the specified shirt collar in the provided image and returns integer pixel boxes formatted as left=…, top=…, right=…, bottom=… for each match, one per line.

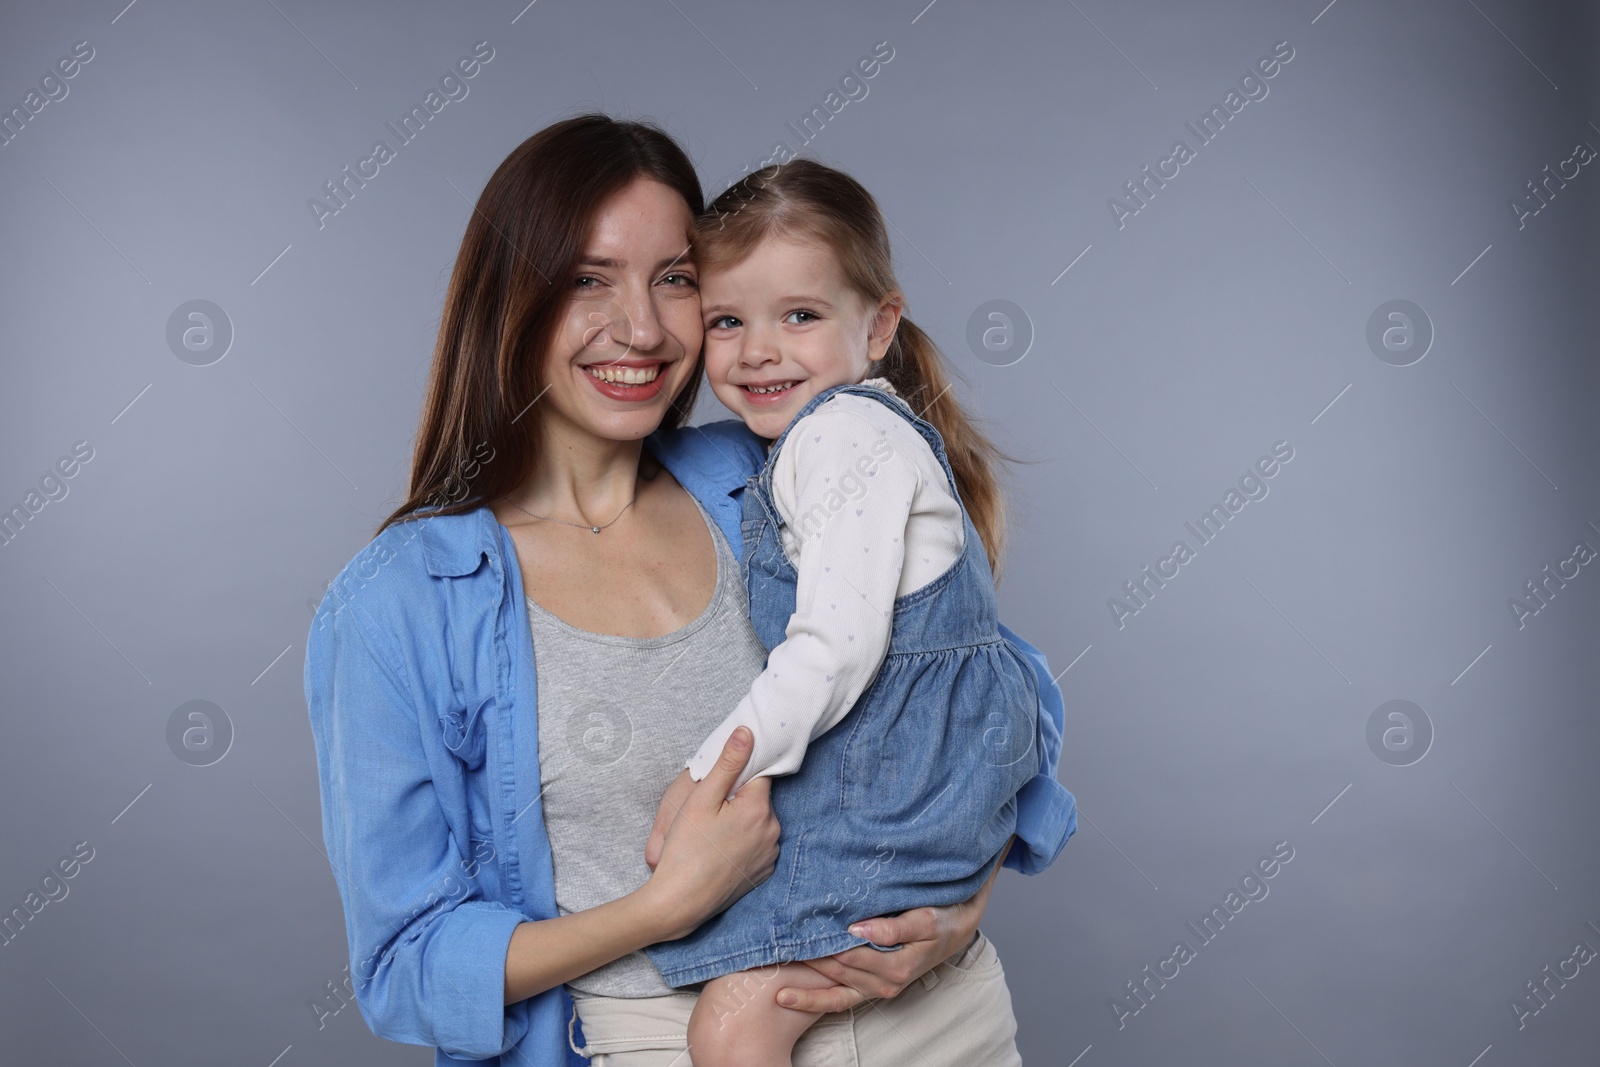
left=647, top=420, right=765, bottom=499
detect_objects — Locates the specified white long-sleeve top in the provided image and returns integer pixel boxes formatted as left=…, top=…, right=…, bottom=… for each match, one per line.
left=685, top=380, right=965, bottom=793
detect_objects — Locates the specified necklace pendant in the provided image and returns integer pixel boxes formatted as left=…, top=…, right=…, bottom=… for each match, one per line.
left=590, top=526, right=601, bottom=534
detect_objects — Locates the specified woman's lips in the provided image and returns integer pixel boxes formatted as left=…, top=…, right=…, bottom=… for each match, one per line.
left=580, top=361, right=668, bottom=402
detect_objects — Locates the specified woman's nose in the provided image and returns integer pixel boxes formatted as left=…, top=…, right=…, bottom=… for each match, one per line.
left=605, top=288, right=665, bottom=354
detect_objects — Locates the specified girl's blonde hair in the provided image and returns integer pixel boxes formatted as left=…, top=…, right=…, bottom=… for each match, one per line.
left=695, top=159, right=1010, bottom=575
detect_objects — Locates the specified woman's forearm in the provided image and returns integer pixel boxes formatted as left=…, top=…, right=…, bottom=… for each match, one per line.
left=503, top=884, right=679, bottom=1005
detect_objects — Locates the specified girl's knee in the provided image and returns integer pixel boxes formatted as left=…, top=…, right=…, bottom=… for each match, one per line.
left=691, top=971, right=774, bottom=1037
left=687, top=982, right=765, bottom=1065
left=688, top=966, right=820, bottom=1066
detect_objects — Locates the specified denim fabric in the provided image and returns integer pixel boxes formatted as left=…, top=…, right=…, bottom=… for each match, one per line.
left=645, top=387, right=1050, bottom=988
left=303, top=418, right=1075, bottom=1066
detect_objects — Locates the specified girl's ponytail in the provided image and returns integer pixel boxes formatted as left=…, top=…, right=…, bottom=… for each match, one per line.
left=879, top=316, right=1008, bottom=576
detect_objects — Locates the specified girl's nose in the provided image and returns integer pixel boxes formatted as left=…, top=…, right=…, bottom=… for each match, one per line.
left=741, top=325, right=780, bottom=367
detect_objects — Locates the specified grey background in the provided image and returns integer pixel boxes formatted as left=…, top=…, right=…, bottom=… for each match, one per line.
left=1, top=0, right=1596, bottom=1063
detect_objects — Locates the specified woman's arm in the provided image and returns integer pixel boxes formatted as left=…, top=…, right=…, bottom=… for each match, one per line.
left=308, top=599, right=533, bottom=1058
left=307, top=594, right=777, bottom=1055
left=774, top=834, right=1012, bottom=1011
left=503, top=727, right=779, bottom=1004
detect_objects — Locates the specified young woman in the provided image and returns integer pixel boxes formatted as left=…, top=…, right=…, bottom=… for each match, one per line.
left=303, top=114, right=1077, bottom=1066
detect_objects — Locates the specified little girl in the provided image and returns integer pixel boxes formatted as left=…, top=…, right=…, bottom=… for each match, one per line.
left=641, top=159, right=1041, bottom=1065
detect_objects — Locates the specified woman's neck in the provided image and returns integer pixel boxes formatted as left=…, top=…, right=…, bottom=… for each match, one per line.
left=513, top=420, right=650, bottom=524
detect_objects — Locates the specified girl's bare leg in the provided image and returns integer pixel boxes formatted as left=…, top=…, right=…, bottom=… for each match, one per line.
left=686, top=961, right=840, bottom=1067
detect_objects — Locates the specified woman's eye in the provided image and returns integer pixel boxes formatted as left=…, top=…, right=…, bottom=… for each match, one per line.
left=708, top=315, right=740, bottom=330
left=573, top=275, right=601, bottom=290
left=784, top=310, right=818, bottom=325
left=659, top=272, right=697, bottom=288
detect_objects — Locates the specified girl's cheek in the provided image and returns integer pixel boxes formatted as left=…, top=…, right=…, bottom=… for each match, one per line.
left=704, top=343, right=733, bottom=382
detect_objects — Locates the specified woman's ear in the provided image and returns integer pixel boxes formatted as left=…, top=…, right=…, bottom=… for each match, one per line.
left=866, top=295, right=904, bottom=363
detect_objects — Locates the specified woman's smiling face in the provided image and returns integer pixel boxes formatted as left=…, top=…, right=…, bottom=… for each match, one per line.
left=539, top=177, right=703, bottom=445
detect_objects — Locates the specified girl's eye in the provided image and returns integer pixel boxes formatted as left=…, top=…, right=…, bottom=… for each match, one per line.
left=708, top=315, right=741, bottom=330
left=784, top=310, right=818, bottom=325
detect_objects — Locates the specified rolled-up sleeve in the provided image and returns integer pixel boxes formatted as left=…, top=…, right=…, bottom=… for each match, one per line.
left=305, top=602, right=531, bottom=1059
left=997, top=623, right=1079, bottom=874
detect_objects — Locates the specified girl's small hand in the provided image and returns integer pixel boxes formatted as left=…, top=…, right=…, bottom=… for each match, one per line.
left=645, top=768, right=695, bottom=870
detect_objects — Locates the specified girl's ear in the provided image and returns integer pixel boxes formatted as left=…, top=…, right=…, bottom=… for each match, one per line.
left=866, top=295, right=904, bottom=363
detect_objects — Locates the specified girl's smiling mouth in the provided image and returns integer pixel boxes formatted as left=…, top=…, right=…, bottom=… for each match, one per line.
left=739, top=380, right=799, bottom=404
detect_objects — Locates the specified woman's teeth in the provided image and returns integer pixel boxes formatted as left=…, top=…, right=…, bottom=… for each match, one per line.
left=747, top=382, right=794, bottom=395
left=584, top=364, right=659, bottom=385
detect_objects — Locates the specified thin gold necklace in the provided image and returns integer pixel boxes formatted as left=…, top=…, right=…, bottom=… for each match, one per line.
left=510, top=494, right=637, bottom=534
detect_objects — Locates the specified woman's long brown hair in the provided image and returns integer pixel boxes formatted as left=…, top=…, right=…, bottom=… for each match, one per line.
left=375, top=114, right=705, bottom=537
left=695, top=159, right=1011, bottom=576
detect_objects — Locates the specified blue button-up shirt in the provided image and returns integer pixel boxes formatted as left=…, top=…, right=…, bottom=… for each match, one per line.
left=304, top=420, right=1077, bottom=1065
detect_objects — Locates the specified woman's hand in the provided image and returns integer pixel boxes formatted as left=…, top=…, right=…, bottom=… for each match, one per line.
left=644, top=768, right=695, bottom=871
left=774, top=839, right=1011, bottom=1012
left=774, top=903, right=981, bottom=1011
left=503, top=730, right=778, bottom=1005
left=641, top=726, right=781, bottom=941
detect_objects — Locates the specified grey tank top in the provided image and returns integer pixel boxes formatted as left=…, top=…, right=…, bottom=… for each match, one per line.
left=529, top=494, right=770, bottom=998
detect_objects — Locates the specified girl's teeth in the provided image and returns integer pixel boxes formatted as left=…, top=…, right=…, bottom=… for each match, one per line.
left=585, top=364, right=659, bottom=385
left=749, top=383, right=793, bottom=394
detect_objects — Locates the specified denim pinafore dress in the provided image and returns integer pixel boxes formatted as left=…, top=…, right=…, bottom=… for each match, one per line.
left=644, top=382, right=1042, bottom=988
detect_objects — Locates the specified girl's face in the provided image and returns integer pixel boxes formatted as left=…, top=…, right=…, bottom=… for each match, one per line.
left=701, top=234, right=900, bottom=440
left=538, top=177, right=703, bottom=447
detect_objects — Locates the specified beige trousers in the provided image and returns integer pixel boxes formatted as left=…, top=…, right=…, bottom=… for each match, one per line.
left=568, top=931, right=1023, bottom=1066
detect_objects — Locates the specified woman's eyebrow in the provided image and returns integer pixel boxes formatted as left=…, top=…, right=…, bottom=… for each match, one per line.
left=577, top=254, right=697, bottom=271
